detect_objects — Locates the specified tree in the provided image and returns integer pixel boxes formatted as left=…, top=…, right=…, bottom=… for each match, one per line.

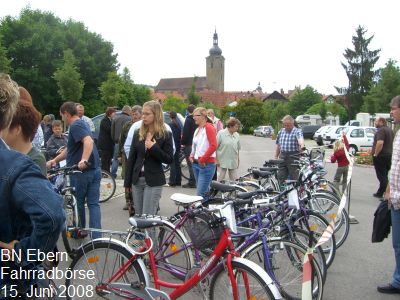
left=53, top=49, right=84, bottom=102
left=263, top=100, right=289, bottom=131
left=319, top=102, right=327, bottom=120
left=0, top=38, right=10, bottom=73
left=99, top=72, right=125, bottom=108
left=187, top=76, right=201, bottom=106
left=288, top=85, right=322, bottom=117
left=99, top=69, right=152, bottom=112
left=336, top=25, right=380, bottom=118
left=162, top=95, right=186, bottom=115
left=234, top=98, right=266, bottom=133
left=0, top=8, right=118, bottom=114
left=327, top=102, right=348, bottom=124
left=363, top=59, right=400, bottom=113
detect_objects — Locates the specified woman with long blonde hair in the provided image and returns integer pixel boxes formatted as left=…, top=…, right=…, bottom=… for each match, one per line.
left=190, top=107, right=217, bottom=197
left=124, top=100, right=173, bottom=215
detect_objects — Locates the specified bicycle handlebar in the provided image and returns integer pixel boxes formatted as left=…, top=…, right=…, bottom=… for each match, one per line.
left=47, top=164, right=81, bottom=177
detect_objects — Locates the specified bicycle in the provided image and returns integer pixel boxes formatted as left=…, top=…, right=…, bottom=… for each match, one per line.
left=47, top=165, right=85, bottom=257
left=163, top=149, right=191, bottom=181
left=100, top=169, right=117, bottom=203
left=172, top=191, right=325, bottom=300
left=65, top=200, right=282, bottom=300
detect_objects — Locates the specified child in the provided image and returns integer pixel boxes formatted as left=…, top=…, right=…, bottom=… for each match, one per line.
left=46, top=120, right=68, bottom=160
left=330, top=133, right=350, bottom=194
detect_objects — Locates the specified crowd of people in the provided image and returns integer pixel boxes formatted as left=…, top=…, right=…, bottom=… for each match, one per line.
left=2, top=69, right=400, bottom=297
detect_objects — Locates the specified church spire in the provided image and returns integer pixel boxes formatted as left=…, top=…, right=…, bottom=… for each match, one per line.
left=209, top=29, right=222, bottom=55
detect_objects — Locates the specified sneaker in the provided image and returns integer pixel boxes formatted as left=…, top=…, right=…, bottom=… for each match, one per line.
left=182, top=183, right=196, bottom=188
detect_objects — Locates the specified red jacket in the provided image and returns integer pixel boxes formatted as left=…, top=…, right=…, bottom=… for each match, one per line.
left=331, top=135, right=350, bottom=167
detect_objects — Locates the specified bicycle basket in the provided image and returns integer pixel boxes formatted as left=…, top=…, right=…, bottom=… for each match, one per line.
left=183, top=212, right=224, bottom=250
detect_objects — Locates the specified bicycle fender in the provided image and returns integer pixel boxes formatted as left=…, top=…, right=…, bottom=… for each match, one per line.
left=78, top=237, right=150, bottom=286
left=232, top=256, right=282, bottom=299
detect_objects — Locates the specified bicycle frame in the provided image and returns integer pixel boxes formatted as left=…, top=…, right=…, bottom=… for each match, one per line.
left=98, top=228, right=256, bottom=300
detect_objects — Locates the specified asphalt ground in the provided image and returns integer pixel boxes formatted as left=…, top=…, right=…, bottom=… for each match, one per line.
left=57, top=135, right=398, bottom=300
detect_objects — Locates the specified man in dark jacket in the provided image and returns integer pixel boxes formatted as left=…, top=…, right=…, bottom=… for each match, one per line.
left=181, top=104, right=197, bottom=188
left=111, top=105, right=132, bottom=178
left=168, top=111, right=182, bottom=187
left=97, top=107, right=116, bottom=172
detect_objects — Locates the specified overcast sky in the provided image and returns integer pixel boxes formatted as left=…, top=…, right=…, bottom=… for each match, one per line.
left=2, top=0, right=399, bottom=95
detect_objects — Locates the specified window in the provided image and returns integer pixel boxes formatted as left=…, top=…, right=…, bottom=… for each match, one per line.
left=350, top=129, right=364, bottom=138
left=365, top=128, right=376, bottom=137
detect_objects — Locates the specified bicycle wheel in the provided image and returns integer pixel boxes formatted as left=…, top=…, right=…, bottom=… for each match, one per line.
left=65, top=239, right=147, bottom=300
left=242, top=239, right=324, bottom=300
left=279, top=227, right=327, bottom=284
left=180, top=155, right=190, bottom=180
left=126, top=219, right=193, bottom=282
left=293, top=211, right=337, bottom=268
left=209, top=259, right=280, bottom=300
left=61, top=194, right=85, bottom=258
left=309, top=194, right=350, bottom=249
left=99, top=170, right=116, bottom=203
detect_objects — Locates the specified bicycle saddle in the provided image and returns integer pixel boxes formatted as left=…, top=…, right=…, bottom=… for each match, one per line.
left=129, top=217, right=164, bottom=229
left=170, top=193, right=203, bottom=207
left=260, top=166, right=279, bottom=172
left=266, top=159, right=285, bottom=165
left=210, top=181, right=238, bottom=193
left=251, top=169, right=273, bottom=179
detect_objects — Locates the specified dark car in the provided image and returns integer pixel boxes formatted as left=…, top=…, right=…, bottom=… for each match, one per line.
left=301, top=125, right=321, bottom=139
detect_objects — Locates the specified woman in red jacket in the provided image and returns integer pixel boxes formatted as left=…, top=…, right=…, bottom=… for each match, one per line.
left=331, top=133, right=350, bottom=194
left=190, top=107, right=217, bottom=197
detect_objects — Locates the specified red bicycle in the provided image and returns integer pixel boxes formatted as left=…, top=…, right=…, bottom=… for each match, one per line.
left=65, top=198, right=282, bottom=300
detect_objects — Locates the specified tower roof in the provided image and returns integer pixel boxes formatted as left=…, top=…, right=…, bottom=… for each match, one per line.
left=209, top=30, right=222, bottom=55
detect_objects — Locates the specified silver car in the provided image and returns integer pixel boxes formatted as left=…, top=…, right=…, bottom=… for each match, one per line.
left=253, top=126, right=274, bottom=137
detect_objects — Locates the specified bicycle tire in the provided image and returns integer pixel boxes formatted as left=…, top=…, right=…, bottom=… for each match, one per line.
left=126, top=219, right=194, bottom=282
left=309, top=193, right=350, bottom=249
left=99, top=170, right=116, bottom=203
left=279, top=227, right=327, bottom=284
left=65, top=239, right=147, bottom=300
left=293, top=210, right=337, bottom=268
left=180, top=154, right=190, bottom=180
left=61, top=195, right=81, bottom=258
left=209, top=258, right=280, bottom=300
left=242, top=239, right=324, bottom=300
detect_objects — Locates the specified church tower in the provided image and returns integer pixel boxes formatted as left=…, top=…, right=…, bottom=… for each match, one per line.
left=206, top=30, right=225, bottom=92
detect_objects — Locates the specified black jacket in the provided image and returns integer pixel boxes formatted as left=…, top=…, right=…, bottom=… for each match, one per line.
left=372, top=200, right=391, bottom=243
left=181, top=115, right=197, bottom=146
left=124, top=130, right=173, bottom=187
left=111, top=112, right=132, bottom=143
left=97, top=116, right=114, bottom=152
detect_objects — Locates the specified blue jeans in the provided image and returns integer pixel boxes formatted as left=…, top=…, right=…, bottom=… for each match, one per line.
left=391, top=208, right=400, bottom=288
left=71, top=168, right=102, bottom=239
left=111, top=143, right=119, bottom=178
left=192, top=162, right=216, bottom=198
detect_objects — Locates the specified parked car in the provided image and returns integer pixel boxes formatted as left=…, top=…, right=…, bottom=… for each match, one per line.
left=91, top=111, right=185, bottom=142
left=301, top=125, right=321, bottom=139
left=323, top=126, right=348, bottom=145
left=313, top=126, right=332, bottom=145
left=342, top=126, right=377, bottom=154
left=253, top=125, right=274, bottom=137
